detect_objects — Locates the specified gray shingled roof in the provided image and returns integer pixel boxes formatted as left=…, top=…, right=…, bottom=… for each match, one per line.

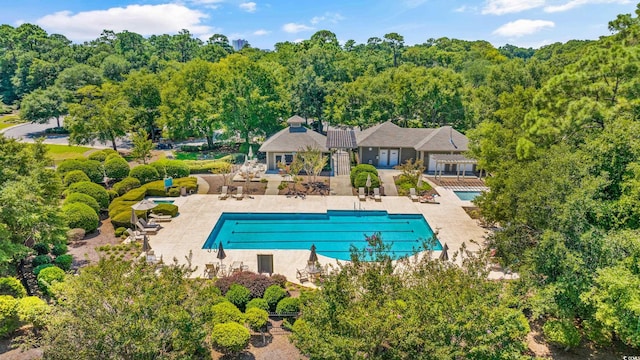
left=258, top=126, right=328, bottom=153
left=326, top=129, right=357, bottom=149
left=414, top=126, right=468, bottom=152
left=355, top=122, right=433, bottom=148
left=286, top=115, right=306, bottom=125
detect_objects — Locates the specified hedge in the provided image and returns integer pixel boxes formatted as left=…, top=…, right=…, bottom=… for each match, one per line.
left=244, top=307, right=268, bottom=332
left=225, top=284, right=251, bottom=311
left=129, top=165, right=160, bottom=184
left=0, top=296, right=19, bottom=337
left=353, top=172, right=381, bottom=191
left=216, top=271, right=276, bottom=299
left=63, top=170, right=90, bottom=187
left=120, top=187, right=146, bottom=202
left=152, top=204, right=178, bottom=217
left=64, top=192, right=100, bottom=214
left=62, top=203, right=99, bottom=233
left=54, top=254, right=73, bottom=271
left=276, top=297, right=300, bottom=314
left=57, top=159, right=104, bottom=183
left=37, top=267, right=65, bottom=295
left=142, top=177, right=198, bottom=196
left=185, top=160, right=231, bottom=174
left=33, top=264, right=55, bottom=276
left=112, top=177, right=141, bottom=196
left=67, top=181, right=109, bottom=209
left=350, top=164, right=378, bottom=186
left=17, top=296, right=49, bottom=329
left=88, top=149, right=118, bottom=162
left=245, top=298, right=269, bottom=312
left=211, top=301, right=244, bottom=325
left=32, top=255, right=52, bottom=268
left=104, top=156, right=130, bottom=181
left=150, top=159, right=190, bottom=178
left=110, top=211, right=136, bottom=229
left=263, top=285, right=287, bottom=311
left=104, top=152, right=122, bottom=162
left=211, top=322, right=250, bottom=355
left=0, top=277, right=26, bottom=298
left=51, top=243, right=68, bottom=256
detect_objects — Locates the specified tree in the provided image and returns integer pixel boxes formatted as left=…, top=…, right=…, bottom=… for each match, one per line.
left=130, top=129, right=153, bottom=164
left=121, top=70, right=161, bottom=140
left=19, top=86, right=68, bottom=128
left=297, top=145, right=326, bottom=183
left=383, top=32, right=404, bottom=67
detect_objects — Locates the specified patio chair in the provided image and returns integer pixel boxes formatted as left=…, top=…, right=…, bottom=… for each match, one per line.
left=204, top=263, right=217, bottom=279
left=233, top=186, right=244, bottom=200
left=149, top=213, right=172, bottom=222
left=358, top=187, right=366, bottom=201
left=137, top=220, right=158, bottom=234
left=139, top=218, right=160, bottom=229
left=409, top=188, right=419, bottom=202
left=219, top=186, right=229, bottom=200
left=373, top=188, right=381, bottom=202
left=124, top=228, right=144, bottom=243
left=296, top=268, right=309, bottom=283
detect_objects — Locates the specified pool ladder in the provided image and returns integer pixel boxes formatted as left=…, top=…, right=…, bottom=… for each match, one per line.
left=354, top=202, right=364, bottom=211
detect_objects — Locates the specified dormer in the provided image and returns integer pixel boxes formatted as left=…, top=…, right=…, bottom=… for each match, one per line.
left=287, top=115, right=307, bottom=133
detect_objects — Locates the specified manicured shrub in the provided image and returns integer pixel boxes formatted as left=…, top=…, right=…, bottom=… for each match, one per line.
left=0, top=295, right=19, bottom=337
left=63, top=170, right=90, bottom=187
left=152, top=203, right=179, bottom=217
left=120, top=187, right=146, bottom=201
left=211, top=301, right=244, bottom=325
left=88, top=149, right=118, bottom=162
left=151, top=159, right=190, bottom=178
left=62, top=203, right=99, bottom=233
left=32, top=254, right=52, bottom=267
left=270, top=274, right=287, bottom=288
left=68, top=181, right=109, bottom=209
left=110, top=210, right=136, bottom=229
left=245, top=298, right=269, bottom=312
left=215, top=271, right=276, bottom=299
left=32, top=242, right=50, bottom=256
left=350, top=164, right=378, bottom=186
left=141, top=177, right=198, bottom=196
left=64, top=192, right=100, bottom=214
left=107, top=189, right=118, bottom=201
left=0, top=277, right=26, bottom=298
left=104, top=156, right=130, bottom=181
left=263, top=285, right=287, bottom=311
left=104, top=152, right=122, bottom=162
left=543, top=319, right=581, bottom=350
left=33, top=264, right=55, bottom=276
left=114, top=227, right=126, bottom=237
left=17, top=296, right=49, bottom=329
left=225, top=284, right=251, bottom=311
left=186, top=160, right=231, bottom=174
left=112, top=177, right=141, bottom=196
left=354, top=172, right=380, bottom=190
left=57, top=159, right=103, bottom=183
left=37, top=267, right=65, bottom=295
left=129, top=165, right=160, bottom=184
left=141, top=181, right=166, bottom=196
left=167, top=187, right=180, bottom=197
left=245, top=307, right=268, bottom=332
left=51, top=243, right=68, bottom=256
left=276, top=297, right=300, bottom=314
left=54, top=254, right=73, bottom=271
left=211, top=322, right=250, bottom=356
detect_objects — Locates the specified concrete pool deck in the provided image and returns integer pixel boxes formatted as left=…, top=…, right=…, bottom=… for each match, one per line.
left=147, top=184, right=490, bottom=286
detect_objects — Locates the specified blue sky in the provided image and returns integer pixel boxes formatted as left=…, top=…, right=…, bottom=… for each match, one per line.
left=1, top=0, right=637, bottom=49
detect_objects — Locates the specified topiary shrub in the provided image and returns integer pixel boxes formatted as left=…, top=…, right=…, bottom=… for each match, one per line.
left=112, top=177, right=141, bottom=196
left=63, top=170, right=90, bottom=187
left=543, top=319, right=581, bottom=350
left=54, top=254, right=73, bottom=271
left=211, top=322, right=250, bottom=356
left=17, top=296, right=49, bottom=329
left=152, top=204, right=178, bottom=217
left=57, top=159, right=103, bottom=183
left=120, top=187, right=146, bottom=201
left=88, top=149, right=118, bottom=162
left=104, top=156, right=130, bottom=181
left=245, top=298, right=269, bottom=312
left=245, top=307, right=268, bottom=332
left=0, top=296, right=19, bottom=337
left=129, top=165, right=160, bottom=184
left=215, top=271, right=276, bottom=299
left=186, top=160, right=232, bottom=174
left=114, top=227, right=126, bottom=237
left=151, top=159, right=190, bottom=178
left=225, top=284, right=251, bottom=311
left=271, top=274, right=287, bottom=288
left=141, top=181, right=166, bottom=196
left=67, top=181, right=109, bottom=209
left=211, top=301, right=244, bottom=325
left=32, top=255, right=52, bottom=268
left=350, top=164, right=378, bottom=186
left=51, top=243, right=68, bottom=256
left=276, top=297, right=300, bottom=314
left=104, top=152, right=122, bottom=162
left=263, top=285, right=287, bottom=311
left=37, top=267, right=65, bottom=295
left=64, top=192, right=100, bottom=214
left=354, top=172, right=380, bottom=191
left=33, top=264, right=55, bottom=276
left=107, top=189, right=118, bottom=201
left=62, top=203, right=99, bottom=233
left=0, top=277, right=26, bottom=298
left=167, top=187, right=180, bottom=197
left=32, top=242, right=50, bottom=256
left=110, top=211, right=136, bottom=229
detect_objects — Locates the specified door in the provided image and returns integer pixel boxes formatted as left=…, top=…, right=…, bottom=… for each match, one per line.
left=257, top=254, right=273, bottom=275
left=379, top=149, right=388, bottom=167
left=389, top=149, right=399, bottom=167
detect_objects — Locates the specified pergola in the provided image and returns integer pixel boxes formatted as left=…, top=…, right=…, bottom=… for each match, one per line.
left=432, top=154, right=481, bottom=180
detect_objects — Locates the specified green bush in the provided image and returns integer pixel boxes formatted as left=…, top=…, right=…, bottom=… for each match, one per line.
left=152, top=203, right=179, bottom=217
left=114, top=227, right=126, bottom=237
left=33, top=264, right=55, bottom=276
left=110, top=210, right=136, bottom=229
left=225, top=284, right=251, bottom=311
left=88, top=149, right=118, bottom=162
left=211, top=301, right=244, bottom=325
left=104, top=156, right=130, bottom=181
left=17, top=296, right=49, bottom=329
left=185, top=160, right=231, bottom=174
left=107, top=189, right=118, bottom=201
left=64, top=192, right=100, bottom=214
left=112, top=177, right=141, bottom=196
left=244, top=307, right=268, bottom=331
left=0, top=277, right=26, bottom=298
left=32, top=255, right=52, bottom=267
left=104, top=152, right=122, bottom=162
left=354, top=172, right=380, bottom=191
left=246, top=298, right=269, bottom=312
left=63, top=170, right=90, bottom=187
left=211, top=322, right=250, bottom=356
left=141, top=181, right=166, bottom=196
left=151, top=159, right=190, bottom=178
left=68, top=181, right=109, bottom=209
left=57, top=159, right=103, bottom=183
left=543, top=319, right=581, bottom=350
left=0, top=295, right=19, bottom=337
left=62, top=203, right=99, bottom=233
left=276, top=297, right=300, bottom=314
left=263, top=285, right=287, bottom=311
left=129, top=165, right=160, bottom=184
left=32, top=242, right=50, bottom=256
left=350, top=164, right=378, bottom=186
left=120, top=187, right=146, bottom=201
left=37, top=267, right=66, bottom=295
left=141, top=177, right=198, bottom=196
left=167, top=187, right=180, bottom=197
left=51, top=243, right=68, bottom=256
left=54, top=254, right=73, bottom=271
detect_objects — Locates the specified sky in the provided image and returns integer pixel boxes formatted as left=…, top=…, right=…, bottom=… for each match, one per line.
left=0, top=0, right=637, bottom=49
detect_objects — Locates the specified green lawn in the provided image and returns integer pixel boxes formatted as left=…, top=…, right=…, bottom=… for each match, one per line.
left=0, top=114, right=25, bottom=130
left=44, top=144, right=94, bottom=162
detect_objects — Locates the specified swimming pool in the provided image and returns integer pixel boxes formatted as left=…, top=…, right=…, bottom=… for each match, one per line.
left=151, top=199, right=175, bottom=204
left=454, top=191, right=482, bottom=201
left=203, top=210, right=440, bottom=261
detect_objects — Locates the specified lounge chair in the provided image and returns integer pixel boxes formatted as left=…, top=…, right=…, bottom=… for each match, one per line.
left=204, top=263, right=217, bottom=279
left=358, top=187, right=366, bottom=201
left=296, top=268, right=309, bottom=283
left=373, top=188, right=381, bottom=202
left=409, top=188, right=419, bottom=202
left=233, top=186, right=244, bottom=200
left=137, top=220, right=159, bottom=234
left=124, top=228, right=144, bottom=243
left=149, top=213, right=172, bottom=222
left=219, top=186, right=229, bottom=200
left=139, top=218, right=160, bottom=229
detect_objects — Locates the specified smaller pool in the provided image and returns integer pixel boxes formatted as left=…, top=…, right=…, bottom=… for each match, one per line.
left=152, top=199, right=175, bottom=205
left=454, top=191, right=482, bottom=201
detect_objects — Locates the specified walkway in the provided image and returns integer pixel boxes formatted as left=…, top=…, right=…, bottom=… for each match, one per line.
left=377, top=170, right=399, bottom=196
left=333, top=150, right=351, bottom=176
left=330, top=175, right=352, bottom=196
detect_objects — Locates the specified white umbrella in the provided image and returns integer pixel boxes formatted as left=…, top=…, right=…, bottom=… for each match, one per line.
left=131, top=200, right=157, bottom=220
left=365, top=173, right=372, bottom=195
left=248, top=145, right=254, bottom=160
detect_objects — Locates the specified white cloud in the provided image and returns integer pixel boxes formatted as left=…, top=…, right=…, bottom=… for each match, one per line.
left=493, top=19, right=555, bottom=37
left=189, top=0, right=224, bottom=9
left=544, top=0, right=631, bottom=13
left=454, top=5, right=468, bottom=12
left=282, top=23, right=313, bottom=33
left=310, top=12, right=345, bottom=25
left=36, top=4, right=212, bottom=42
left=253, top=29, right=270, bottom=36
left=482, top=0, right=545, bottom=15
left=239, top=2, right=257, bottom=13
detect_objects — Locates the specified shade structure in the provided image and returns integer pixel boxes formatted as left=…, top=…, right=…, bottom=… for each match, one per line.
left=439, top=243, right=449, bottom=261
left=142, top=234, right=151, bottom=252
left=216, top=242, right=226, bottom=261
left=308, top=244, right=318, bottom=264
left=248, top=145, right=254, bottom=160
left=131, top=200, right=157, bottom=220
left=365, top=173, right=372, bottom=194
left=130, top=208, right=138, bottom=227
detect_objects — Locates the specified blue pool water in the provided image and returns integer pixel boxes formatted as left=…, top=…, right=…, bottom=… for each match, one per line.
left=203, top=210, right=440, bottom=261
left=454, top=191, right=482, bottom=201
left=152, top=199, right=175, bottom=204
